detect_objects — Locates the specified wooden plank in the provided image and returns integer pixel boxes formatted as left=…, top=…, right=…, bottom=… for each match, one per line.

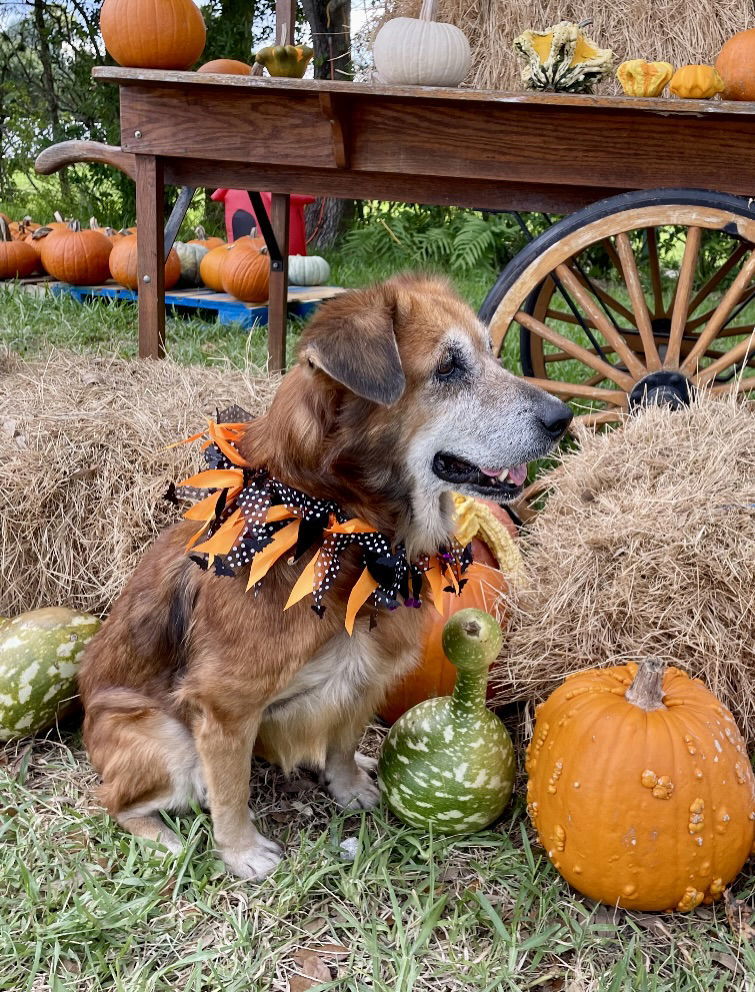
left=92, top=68, right=755, bottom=116
left=268, top=192, right=290, bottom=371
left=119, top=85, right=755, bottom=197
left=275, top=0, right=296, bottom=44
left=135, top=155, right=165, bottom=358
left=164, top=158, right=616, bottom=213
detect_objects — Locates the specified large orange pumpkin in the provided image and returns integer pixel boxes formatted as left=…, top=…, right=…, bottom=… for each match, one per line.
left=379, top=496, right=519, bottom=724
left=0, top=217, right=38, bottom=279
left=221, top=239, right=270, bottom=301
left=39, top=221, right=113, bottom=285
left=526, top=658, right=755, bottom=912
left=100, top=0, right=206, bottom=70
left=108, top=234, right=181, bottom=290
left=715, top=30, right=755, bottom=101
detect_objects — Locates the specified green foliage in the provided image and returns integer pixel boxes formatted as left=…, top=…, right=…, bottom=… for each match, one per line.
left=343, top=204, right=547, bottom=277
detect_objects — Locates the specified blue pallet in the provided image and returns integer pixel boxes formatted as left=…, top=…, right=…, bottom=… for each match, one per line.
left=48, top=281, right=343, bottom=330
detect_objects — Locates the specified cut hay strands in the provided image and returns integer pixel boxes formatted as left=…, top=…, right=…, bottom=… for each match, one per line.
left=493, top=392, right=755, bottom=746
left=0, top=350, right=280, bottom=619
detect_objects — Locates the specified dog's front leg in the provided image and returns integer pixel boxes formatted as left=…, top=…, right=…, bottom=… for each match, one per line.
left=324, top=715, right=380, bottom=810
left=195, top=707, right=282, bottom=881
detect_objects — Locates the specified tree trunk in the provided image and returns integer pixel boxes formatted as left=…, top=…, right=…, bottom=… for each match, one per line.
left=301, top=0, right=354, bottom=251
left=33, top=0, right=69, bottom=196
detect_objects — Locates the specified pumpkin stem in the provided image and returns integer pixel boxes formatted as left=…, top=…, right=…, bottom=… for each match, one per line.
left=54, top=210, right=64, bottom=223
left=89, top=216, right=100, bottom=230
left=68, top=219, right=81, bottom=232
left=577, top=18, right=593, bottom=28
left=194, top=225, right=207, bottom=240
left=419, top=0, right=438, bottom=21
left=0, top=216, right=11, bottom=242
left=625, top=656, right=667, bottom=712
left=32, top=226, right=53, bottom=241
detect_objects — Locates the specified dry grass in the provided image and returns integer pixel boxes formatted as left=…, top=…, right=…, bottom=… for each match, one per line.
left=491, top=393, right=755, bottom=742
left=380, top=1, right=753, bottom=93
left=0, top=350, right=279, bottom=618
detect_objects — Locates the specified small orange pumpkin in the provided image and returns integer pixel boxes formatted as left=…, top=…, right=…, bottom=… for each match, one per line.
left=0, top=216, right=38, bottom=279
left=221, top=238, right=270, bottom=301
left=39, top=220, right=113, bottom=285
left=100, top=0, right=206, bottom=70
left=526, top=658, right=755, bottom=912
left=189, top=225, right=225, bottom=251
left=197, top=58, right=252, bottom=75
left=108, top=235, right=181, bottom=290
left=200, top=243, right=234, bottom=291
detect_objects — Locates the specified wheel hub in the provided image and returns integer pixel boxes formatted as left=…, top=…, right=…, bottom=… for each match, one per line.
left=629, top=370, right=693, bottom=411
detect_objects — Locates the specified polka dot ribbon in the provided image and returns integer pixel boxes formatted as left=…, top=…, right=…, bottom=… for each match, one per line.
left=170, top=412, right=472, bottom=634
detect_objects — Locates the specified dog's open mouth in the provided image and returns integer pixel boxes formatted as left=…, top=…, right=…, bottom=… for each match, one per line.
left=432, top=452, right=528, bottom=499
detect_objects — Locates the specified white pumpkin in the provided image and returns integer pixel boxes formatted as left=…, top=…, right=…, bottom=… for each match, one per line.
left=287, top=254, right=331, bottom=286
left=174, top=241, right=209, bottom=286
left=373, top=0, right=471, bottom=87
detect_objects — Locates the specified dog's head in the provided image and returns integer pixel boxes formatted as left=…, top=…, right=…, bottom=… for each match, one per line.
left=257, top=275, right=571, bottom=552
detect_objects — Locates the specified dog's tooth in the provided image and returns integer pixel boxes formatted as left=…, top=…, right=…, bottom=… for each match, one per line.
left=497, top=468, right=510, bottom=482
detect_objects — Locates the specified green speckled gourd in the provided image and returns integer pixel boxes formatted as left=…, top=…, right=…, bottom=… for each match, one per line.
left=513, top=19, right=614, bottom=94
left=378, top=608, right=515, bottom=833
left=0, top=607, right=100, bottom=741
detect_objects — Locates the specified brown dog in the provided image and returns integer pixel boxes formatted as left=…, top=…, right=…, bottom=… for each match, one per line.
left=78, top=275, right=571, bottom=880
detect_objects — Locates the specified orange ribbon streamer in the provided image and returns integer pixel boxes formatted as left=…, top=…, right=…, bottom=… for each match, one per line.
left=192, top=508, right=247, bottom=557
left=246, top=519, right=300, bottom=590
left=179, top=468, right=245, bottom=490
left=345, top=566, right=380, bottom=635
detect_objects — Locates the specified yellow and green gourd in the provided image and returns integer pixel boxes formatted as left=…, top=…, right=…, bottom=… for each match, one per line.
left=513, top=19, right=614, bottom=94
left=255, top=44, right=313, bottom=78
left=0, top=607, right=100, bottom=741
left=378, top=608, right=515, bottom=833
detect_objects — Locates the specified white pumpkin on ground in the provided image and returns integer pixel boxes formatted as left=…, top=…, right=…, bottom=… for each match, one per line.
left=174, top=241, right=209, bottom=286
left=0, top=607, right=100, bottom=741
left=378, top=609, right=515, bottom=833
left=373, top=0, right=471, bottom=87
left=287, top=254, right=331, bottom=286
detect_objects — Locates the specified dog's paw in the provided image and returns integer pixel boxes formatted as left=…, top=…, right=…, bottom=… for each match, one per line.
left=327, top=766, right=381, bottom=810
left=354, top=751, right=378, bottom=774
left=154, top=826, right=183, bottom=855
left=219, top=834, right=283, bottom=881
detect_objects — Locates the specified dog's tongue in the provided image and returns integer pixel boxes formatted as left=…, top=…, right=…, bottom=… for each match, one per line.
left=480, top=463, right=528, bottom=486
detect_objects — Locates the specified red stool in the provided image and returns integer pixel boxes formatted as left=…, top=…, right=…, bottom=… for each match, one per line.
left=211, top=189, right=315, bottom=255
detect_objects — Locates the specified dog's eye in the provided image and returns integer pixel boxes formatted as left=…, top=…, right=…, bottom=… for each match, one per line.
left=436, top=355, right=456, bottom=378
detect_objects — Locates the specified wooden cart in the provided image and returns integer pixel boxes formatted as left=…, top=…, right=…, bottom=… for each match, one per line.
left=36, top=56, right=755, bottom=423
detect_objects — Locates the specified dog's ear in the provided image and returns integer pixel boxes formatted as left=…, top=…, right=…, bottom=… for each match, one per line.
left=299, top=287, right=405, bottom=405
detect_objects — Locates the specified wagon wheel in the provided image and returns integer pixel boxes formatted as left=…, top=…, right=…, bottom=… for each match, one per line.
left=480, top=189, right=755, bottom=429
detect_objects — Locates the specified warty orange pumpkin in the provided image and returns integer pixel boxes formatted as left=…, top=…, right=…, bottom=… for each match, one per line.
left=108, top=234, right=181, bottom=290
left=39, top=220, right=113, bottom=285
left=0, top=216, right=38, bottom=279
left=526, top=657, right=755, bottom=912
left=100, top=0, right=206, bottom=70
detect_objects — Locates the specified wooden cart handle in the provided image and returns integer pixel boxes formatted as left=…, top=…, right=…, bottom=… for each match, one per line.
left=35, top=141, right=137, bottom=182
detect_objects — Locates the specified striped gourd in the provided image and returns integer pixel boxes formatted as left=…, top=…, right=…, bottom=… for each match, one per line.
left=378, top=608, right=515, bottom=833
left=513, top=20, right=614, bottom=94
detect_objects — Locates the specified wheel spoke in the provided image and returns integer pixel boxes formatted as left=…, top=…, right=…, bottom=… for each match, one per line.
left=709, top=374, right=755, bottom=396
left=694, top=331, right=755, bottom=385
left=680, top=249, right=755, bottom=374
left=687, top=242, right=749, bottom=314
left=665, top=226, right=702, bottom=368
left=544, top=309, right=599, bottom=328
left=645, top=228, right=665, bottom=317
left=523, top=376, right=626, bottom=405
left=575, top=409, right=624, bottom=429
left=544, top=348, right=612, bottom=363
left=571, top=256, right=636, bottom=324
left=554, top=263, right=646, bottom=378
left=614, top=232, right=662, bottom=371
left=515, top=310, right=634, bottom=390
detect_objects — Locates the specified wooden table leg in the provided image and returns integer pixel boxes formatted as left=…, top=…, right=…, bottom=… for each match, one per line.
left=135, top=155, right=166, bottom=359
left=268, top=192, right=290, bottom=372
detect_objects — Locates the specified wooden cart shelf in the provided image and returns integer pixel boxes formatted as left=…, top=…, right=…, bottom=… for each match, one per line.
left=75, top=64, right=755, bottom=368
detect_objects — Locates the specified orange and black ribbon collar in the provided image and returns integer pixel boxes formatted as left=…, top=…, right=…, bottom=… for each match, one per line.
left=168, top=408, right=472, bottom=635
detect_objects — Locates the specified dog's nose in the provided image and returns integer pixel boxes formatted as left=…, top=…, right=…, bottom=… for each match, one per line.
left=538, top=396, right=573, bottom=440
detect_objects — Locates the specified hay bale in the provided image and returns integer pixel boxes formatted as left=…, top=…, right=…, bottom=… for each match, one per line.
left=491, top=394, right=755, bottom=739
left=0, top=351, right=279, bottom=618
left=381, top=1, right=753, bottom=93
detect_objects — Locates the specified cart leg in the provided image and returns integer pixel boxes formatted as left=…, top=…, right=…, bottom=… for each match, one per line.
left=135, top=155, right=166, bottom=359
left=268, top=192, right=290, bottom=372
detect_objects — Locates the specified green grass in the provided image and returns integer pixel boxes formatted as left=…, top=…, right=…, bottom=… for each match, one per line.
left=2, top=733, right=754, bottom=992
